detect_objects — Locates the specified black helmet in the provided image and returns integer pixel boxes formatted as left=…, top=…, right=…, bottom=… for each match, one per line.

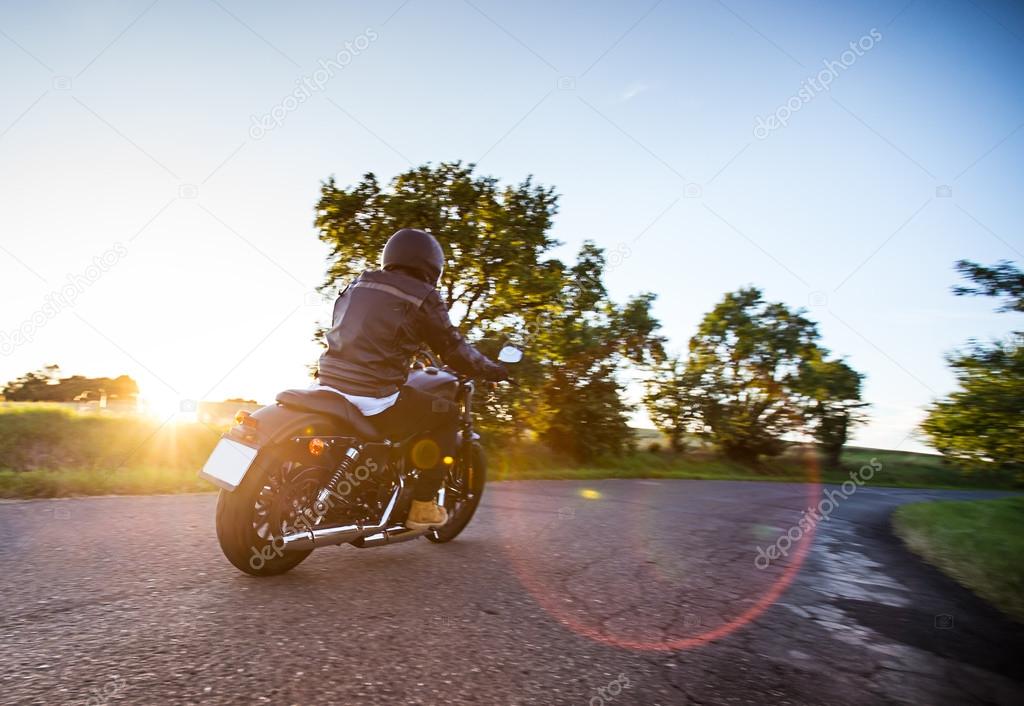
left=380, top=228, right=445, bottom=285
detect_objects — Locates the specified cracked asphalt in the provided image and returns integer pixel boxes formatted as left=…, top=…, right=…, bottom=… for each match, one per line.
left=1, top=480, right=1022, bottom=705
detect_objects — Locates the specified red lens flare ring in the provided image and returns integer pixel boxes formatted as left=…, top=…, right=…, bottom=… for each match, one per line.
left=498, top=455, right=822, bottom=652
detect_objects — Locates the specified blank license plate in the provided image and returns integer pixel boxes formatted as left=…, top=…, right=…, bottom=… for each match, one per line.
left=199, top=438, right=258, bottom=491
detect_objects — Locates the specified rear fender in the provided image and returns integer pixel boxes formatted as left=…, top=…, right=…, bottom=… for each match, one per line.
left=224, top=403, right=343, bottom=449
left=222, top=403, right=368, bottom=476
left=211, top=403, right=390, bottom=492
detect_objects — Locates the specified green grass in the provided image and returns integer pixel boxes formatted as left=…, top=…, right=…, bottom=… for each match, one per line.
left=0, top=467, right=210, bottom=498
left=490, top=442, right=1022, bottom=489
left=0, top=404, right=1019, bottom=498
left=835, top=446, right=1021, bottom=489
left=0, top=404, right=222, bottom=498
left=893, top=496, right=1024, bottom=623
left=0, top=404, right=221, bottom=471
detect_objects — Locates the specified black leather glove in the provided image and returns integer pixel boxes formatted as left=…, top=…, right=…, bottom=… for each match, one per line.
left=485, top=362, right=510, bottom=382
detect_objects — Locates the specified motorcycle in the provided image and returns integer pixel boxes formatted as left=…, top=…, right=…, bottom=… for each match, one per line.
left=200, top=345, right=522, bottom=576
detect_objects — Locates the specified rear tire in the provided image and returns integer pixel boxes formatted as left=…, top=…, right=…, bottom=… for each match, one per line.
left=215, top=450, right=324, bottom=576
left=427, top=441, right=486, bottom=543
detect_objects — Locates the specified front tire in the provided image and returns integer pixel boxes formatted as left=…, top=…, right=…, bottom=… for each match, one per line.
left=427, top=441, right=486, bottom=543
left=215, top=450, right=327, bottom=576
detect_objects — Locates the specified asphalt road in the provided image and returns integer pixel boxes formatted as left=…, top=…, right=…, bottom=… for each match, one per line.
left=1, top=480, right=1022, bottom=705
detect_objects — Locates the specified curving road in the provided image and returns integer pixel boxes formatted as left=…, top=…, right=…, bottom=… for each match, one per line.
left=1, top=480, right=1022, bottom=705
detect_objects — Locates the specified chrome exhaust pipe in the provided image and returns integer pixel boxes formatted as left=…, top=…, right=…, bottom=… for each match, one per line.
left=280, top=522, right=365, bottom=551
left=354, top=525, right=426, bottom=548
left=280, top=482, right=403, bottom=552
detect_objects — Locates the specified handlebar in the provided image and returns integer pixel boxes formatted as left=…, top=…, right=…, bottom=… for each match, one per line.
left=412, top=349, right=513, bottom=385
left=441, top=366, right=513, bottom=385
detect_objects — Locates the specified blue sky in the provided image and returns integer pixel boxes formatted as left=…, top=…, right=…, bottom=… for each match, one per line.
left=1, top=0, right=1022, bottom=452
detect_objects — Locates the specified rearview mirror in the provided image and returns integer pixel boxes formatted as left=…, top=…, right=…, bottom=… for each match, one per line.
left=497, top=345, right=523, bottom=364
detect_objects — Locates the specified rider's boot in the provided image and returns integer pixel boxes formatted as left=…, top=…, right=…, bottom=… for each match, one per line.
left=405, top=500, right=448, bottom=530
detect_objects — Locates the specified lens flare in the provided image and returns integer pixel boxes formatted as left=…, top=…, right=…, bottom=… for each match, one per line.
left=497, top=452, right=823, bottom=652
left=411, top=439, right=441, bottom=469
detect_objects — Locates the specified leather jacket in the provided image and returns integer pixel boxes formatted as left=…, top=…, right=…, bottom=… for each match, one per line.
left=317, top=269, right=505, bottom=397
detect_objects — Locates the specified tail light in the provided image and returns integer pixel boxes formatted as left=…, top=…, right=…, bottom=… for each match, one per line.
left=308, top=438, right=326, bottom=456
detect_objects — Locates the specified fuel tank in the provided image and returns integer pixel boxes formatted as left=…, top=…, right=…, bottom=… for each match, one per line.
left=406, top=367, right=458, bottom=400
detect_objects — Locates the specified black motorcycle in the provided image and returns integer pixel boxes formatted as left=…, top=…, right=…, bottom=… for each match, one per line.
left=200, top=346, right=521, bottom=576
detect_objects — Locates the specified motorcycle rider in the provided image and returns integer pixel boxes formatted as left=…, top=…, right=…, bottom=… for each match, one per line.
left=316, top=228, right=508, bottom=530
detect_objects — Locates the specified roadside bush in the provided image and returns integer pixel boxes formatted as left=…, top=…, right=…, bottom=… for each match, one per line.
left=0, top=405, right=219, bottom=472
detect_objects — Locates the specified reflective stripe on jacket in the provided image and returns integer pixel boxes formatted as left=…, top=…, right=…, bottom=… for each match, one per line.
left=317, top=269, right=499, bottom=397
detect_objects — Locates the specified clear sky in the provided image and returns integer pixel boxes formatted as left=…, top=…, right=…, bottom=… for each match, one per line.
left=1, top=0, right=1022, bottom=452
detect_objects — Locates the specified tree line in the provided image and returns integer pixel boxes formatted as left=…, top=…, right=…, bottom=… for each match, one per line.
left=921, top=260, right=1023, bottom=472
left=316, top=162, right=1019, bottom=473
left=2, top=365, right=139, bottom=403
left=314, top=162, right=877, bottom=467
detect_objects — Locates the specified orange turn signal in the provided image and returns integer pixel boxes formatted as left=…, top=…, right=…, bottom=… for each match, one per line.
left=234, top=410, right=254, bottom=427
left=308, top=437, right=326, bottom=456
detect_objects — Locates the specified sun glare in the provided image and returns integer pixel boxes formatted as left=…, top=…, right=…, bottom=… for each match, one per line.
left=139, top=390, right=197, bottom=423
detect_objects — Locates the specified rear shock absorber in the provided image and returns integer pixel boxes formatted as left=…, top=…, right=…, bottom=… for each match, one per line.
left=313, top=445, right=361, bottom=518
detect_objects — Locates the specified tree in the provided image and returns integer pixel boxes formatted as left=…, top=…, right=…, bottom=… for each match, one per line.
left=923, top=260, right=1023, bottom=471
left=314, top=161, right=562, bottom=439
left=649, top=288, right=865, bottom=464
left=315, top=161, right=563, bottom=329
left=922, top=341, right=1023, bottom=469
left=2, top=366, right=139, bottom=402
left=518, top=243, right=664, bottom=461
left=799, top=357, right=866, bottom=468
left=1, top=366, right=58, bottom=401
left=680, top=288, right=823, bottom=462
left=952, top=259, right=1024, bottom=313
left=643, top=356, right=692, bottom=453
left=314, top=164, right=664, bottom=462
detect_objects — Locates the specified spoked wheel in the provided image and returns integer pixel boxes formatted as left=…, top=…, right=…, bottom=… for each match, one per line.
left=215, top=451, right=331, bottom=576
left=427, top=441, right=486, bottom=543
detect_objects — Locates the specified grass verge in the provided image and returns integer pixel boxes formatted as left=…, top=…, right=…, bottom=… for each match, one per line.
left=0, top=467, right=211, bottom=499
left=893, top=496, right=1024, bottom=623
left=0, top=404, right=1019, bottom=498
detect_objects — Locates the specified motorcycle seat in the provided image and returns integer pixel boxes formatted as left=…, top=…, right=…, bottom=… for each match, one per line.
left=275, top=388, right=385, bottom=442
